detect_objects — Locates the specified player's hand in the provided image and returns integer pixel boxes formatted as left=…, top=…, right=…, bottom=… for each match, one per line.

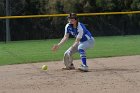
left=52, top=44, right=59, bottom=52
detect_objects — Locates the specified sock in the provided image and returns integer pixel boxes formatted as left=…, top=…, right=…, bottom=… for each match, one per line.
left=81, top=57, right=87, bottom=66
left=79, top=49, right=87, bottom=66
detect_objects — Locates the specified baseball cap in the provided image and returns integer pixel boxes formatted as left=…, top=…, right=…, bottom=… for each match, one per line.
left=67, top=13, right=78, bottom=19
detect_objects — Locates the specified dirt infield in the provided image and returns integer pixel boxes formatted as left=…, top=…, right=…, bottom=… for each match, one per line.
left=0, top=55, right=140, bottom=93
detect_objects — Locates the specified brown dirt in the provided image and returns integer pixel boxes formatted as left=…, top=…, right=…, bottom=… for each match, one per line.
left=0, top=55, right=140, bottom=93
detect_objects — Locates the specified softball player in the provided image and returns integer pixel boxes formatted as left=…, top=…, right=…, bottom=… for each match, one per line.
left=52, top=13, right=94, bottom=72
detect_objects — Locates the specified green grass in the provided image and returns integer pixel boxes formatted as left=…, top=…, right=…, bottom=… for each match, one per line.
left=0, top=35, right=140, bottom=66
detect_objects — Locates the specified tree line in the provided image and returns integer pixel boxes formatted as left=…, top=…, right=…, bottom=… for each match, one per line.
left=0, top=0, right=140, bottom=41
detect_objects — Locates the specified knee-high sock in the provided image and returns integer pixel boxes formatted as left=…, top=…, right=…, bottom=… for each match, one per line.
left=79, top=49, right=87, bottom=66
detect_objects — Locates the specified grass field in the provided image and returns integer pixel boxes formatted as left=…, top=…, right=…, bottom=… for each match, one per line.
left=0, top=35, right=140, bottom=66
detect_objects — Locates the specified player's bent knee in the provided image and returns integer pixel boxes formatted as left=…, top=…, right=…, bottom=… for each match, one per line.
left=63, top=51, right=73, bottom=68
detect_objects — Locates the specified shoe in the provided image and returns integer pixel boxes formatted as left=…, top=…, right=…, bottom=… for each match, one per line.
left=78, top=64, right=88, bottom=72
left=62, top=64, right=75, bottom=70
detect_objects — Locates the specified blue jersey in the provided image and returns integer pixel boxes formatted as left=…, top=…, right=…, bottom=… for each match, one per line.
left=65, top=22, right=93, bottom=42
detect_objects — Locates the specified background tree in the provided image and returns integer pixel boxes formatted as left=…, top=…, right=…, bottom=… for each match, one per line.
left=0, top=0, right=140, bottom=41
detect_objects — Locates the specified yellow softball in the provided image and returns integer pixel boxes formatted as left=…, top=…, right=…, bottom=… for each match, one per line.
left=42, top=65, right=48, bottom=70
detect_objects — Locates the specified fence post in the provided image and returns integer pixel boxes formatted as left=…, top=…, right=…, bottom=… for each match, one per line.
left=5, top=0, right=11, bottom=42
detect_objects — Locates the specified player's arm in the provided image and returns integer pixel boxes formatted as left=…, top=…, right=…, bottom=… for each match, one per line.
left=52, top=24, right=70, bottom=52
left=69, top=37, right=81, bottom=51
left=52, top=34, right=69, bottom=51
left=58, top=34, right=69, bottom=46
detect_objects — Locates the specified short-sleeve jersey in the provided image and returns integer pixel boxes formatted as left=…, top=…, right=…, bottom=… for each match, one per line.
left=65, top=22, right=93, bottom=42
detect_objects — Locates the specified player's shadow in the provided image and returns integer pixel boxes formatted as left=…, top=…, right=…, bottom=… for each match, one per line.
left=89, top=68, right=139, bottom=73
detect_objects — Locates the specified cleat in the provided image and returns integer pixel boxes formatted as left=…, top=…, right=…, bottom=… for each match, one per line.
left=62, top=67, right=75, bottom=70
left=78, top=64, right=88, bottom=72
left=62, top=64, right=75, bottom=70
